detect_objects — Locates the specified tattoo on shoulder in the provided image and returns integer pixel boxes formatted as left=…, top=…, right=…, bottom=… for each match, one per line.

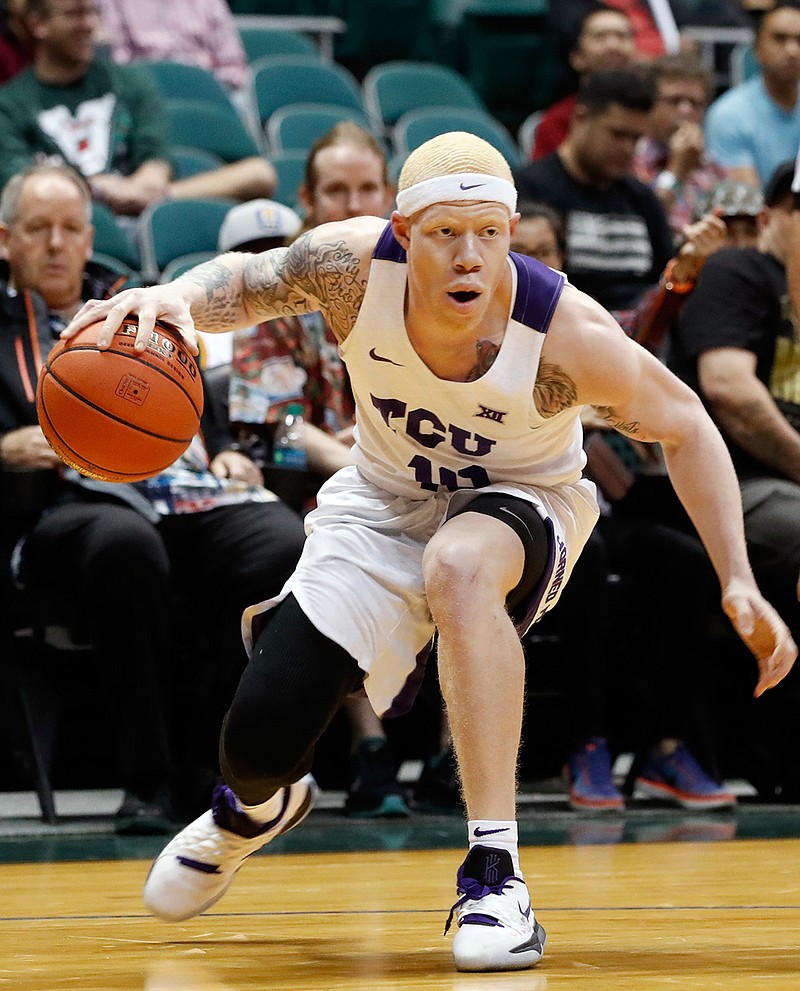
left=247, top=232, right=368, bottom=338
left=534, top=362, right=578, bottom=418
left=593, top=406, right=641, bottom=437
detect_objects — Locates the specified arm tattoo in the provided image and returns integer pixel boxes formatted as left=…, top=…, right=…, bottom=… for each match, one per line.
left=247, top=232, right=368, bottom=337
left=185, top=258, right=242, bottom=331
left=534, top=362, right=579, bottom=418
left=593, top=406, right=641, bottom=437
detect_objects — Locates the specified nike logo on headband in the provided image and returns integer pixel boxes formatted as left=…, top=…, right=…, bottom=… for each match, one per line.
left=459, top=182, right=486, bottom=191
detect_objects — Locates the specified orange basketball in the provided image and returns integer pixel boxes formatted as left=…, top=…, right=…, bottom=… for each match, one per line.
left=36, top=317, right=204, bottom=483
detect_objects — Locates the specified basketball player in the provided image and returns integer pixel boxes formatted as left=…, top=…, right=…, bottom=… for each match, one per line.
left=63, top=132, right=797, bottom=973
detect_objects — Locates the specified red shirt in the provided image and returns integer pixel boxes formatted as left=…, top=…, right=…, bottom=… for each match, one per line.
left=532, top=94, right=577, bottom=159
left=0, top=33, right=32, bottom=85
left=604, top=0, right=666, bottom=58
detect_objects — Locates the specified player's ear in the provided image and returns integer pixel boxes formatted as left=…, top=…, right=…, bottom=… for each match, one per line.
left=391, top=211, right=410, bottom=249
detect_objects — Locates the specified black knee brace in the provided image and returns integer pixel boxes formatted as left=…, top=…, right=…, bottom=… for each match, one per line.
left=220, top=594, right=363, bottom=803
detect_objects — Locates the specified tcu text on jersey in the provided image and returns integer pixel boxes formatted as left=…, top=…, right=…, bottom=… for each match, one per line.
left=371, top=394, right=497, bottom=492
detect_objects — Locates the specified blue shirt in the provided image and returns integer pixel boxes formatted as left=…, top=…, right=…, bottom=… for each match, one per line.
left=705, top=76, right=800, bottom=185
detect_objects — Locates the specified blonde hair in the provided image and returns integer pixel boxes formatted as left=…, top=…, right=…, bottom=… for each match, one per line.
left=398, top=132, right=513, bottom=191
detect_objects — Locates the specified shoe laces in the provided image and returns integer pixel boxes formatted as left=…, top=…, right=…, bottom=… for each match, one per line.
left=171, top=813, right=257, bottom=865
left=444, top=870, right=519, bottom=935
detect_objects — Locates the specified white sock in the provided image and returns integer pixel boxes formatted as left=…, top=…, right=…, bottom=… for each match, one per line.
left=237, top=789, right=285, bottom=825
left=468, top=819, right=521, bottom=876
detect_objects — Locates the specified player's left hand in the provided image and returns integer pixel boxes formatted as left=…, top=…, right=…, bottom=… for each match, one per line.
left=722, top=580, right=797, bottom=697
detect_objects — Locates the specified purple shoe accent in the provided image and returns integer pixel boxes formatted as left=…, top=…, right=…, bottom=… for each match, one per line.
left=176, top=856, right=221, bottom=874
left=460, top=913, right=505, bottom=928
left=260, top=787, right=292, bottom=832
left=444, top=847, right=520, bottom=934
left=211, top=784, right=290, bottom=839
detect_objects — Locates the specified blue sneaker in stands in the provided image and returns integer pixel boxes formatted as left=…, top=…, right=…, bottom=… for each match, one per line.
left=446, top=845, right=546, bottom=972
left=565, top=737, right=625, bottom=811
left=635, top=742, right=737, bottom=809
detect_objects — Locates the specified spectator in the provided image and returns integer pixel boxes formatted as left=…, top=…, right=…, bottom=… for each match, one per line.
left=624, top=180, right=761, bottom=354
left=512, top=200, right=736, bottom=811
left=224, top=123, right=415, bottom=818
left=705, top=0, right=800, bottom=187
left=548, top=1, right=676, bottom=66
left=533, top=4, right=637, bottom=160
left=699, top=178, right=764, bottom=248
left=0, top=0, right=275, bottom=217
left=670, top=0, right=754, bottom=29
left=671, top=158, right=800, bottom=800
left=0, top=163, right=306, bottom=826
left=635, top=51, right=727, bottom=241
left=514, top=69, right=674, bottom=313
left=95, top=0, right=251, bottom=112
left=0, top=0, right=31, bottom=83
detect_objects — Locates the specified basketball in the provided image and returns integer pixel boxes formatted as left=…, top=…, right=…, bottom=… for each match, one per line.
left=36, top=317, right=204, bottom=483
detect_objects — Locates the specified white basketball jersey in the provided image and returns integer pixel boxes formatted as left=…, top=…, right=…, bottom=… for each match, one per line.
left=340, top=224, right=586, bottom=500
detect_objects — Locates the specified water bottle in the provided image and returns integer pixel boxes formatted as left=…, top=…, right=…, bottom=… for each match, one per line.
left=273, top=403, right=308, bottom=469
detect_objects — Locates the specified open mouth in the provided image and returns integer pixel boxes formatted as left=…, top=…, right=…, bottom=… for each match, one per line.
left=448, top=291, right=480, bottom=303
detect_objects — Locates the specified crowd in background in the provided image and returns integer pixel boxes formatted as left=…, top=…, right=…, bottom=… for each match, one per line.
left=2, top=0, right=800, bottom=832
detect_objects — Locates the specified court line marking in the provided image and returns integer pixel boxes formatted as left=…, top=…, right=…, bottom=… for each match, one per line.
left=2, top=905, right=800, bottom=923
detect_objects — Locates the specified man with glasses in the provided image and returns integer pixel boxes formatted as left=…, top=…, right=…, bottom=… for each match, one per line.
left=634, top=51, right=727, bottom=242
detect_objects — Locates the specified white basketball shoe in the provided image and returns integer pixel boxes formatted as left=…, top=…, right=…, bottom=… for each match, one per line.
left=446, top=845, right=546, bottom=972
left=143, top=775, right=317, bottom=922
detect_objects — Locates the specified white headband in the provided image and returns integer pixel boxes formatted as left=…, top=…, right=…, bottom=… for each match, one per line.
left=395, top=172, right=518, bottom=217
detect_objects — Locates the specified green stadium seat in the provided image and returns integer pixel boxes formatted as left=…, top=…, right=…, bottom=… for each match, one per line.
left=250, top=55, right=365, bottom=128
left=266, top=102, right=373, bottom=153
left=138, top=198, right=236, bottom=281
left=393, top=106, right=522, bottom=166
left=362, top=60, right=485, bottom=136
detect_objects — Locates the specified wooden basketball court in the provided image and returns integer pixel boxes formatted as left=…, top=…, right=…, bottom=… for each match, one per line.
left=2, top=837, right=799, bottom=989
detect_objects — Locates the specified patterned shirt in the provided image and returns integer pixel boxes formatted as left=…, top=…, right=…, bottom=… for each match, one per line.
left=230, top=311, right=355, bottom=436
left=634, top=136, right=728, bottom=242
left=96, top=0, right=249, bottom=91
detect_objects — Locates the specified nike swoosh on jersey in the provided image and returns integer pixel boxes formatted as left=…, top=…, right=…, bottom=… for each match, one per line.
left=369, top=347, right=404, bottom=366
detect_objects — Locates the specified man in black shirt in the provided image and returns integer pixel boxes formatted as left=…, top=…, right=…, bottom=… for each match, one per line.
left=672, top=159, right=800, bottom=800
left=514, top=69, right=674, bottom=313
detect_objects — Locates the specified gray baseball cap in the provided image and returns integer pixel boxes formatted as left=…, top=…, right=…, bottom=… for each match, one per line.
left=698, top=181, right=764, bottom=219
left=218, top=199, right=302, bottom=252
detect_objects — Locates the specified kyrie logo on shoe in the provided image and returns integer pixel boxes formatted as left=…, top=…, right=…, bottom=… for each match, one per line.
left=475, top=404, right=507, bottom=423
left=485, top=853, right=501, bottom=885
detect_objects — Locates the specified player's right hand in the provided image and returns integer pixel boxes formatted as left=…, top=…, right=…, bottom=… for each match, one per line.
left=61, top=287, right=200, bottom=356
